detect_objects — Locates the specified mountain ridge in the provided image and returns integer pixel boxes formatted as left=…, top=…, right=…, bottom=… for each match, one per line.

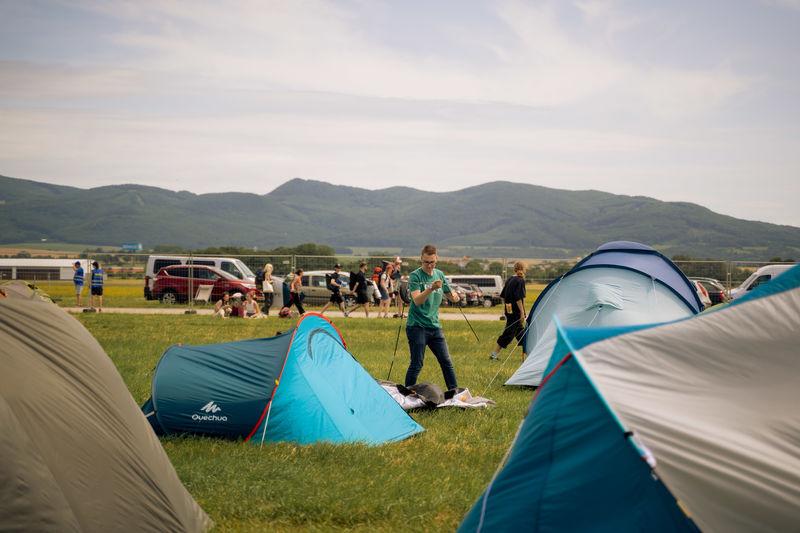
left=1, top=175, right=797, bottom=260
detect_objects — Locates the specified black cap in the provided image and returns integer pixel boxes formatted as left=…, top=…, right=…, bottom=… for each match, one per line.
left=334, top=263, right=342, bottom=269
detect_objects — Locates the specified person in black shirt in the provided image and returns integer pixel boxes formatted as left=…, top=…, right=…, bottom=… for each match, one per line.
left=345, top=262, right=370, bottom=317
left=320, top=264, right=347, bottom=315
left=490, top=261, right=527, bottom=360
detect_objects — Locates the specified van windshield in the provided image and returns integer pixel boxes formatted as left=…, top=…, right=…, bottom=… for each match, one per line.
left=220, top=260, right=255, bottom=280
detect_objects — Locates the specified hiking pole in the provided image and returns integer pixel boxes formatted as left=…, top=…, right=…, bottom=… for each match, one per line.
left=386, top=301, right=405, bottom=380
left=457, top=301, right=480, bottom=343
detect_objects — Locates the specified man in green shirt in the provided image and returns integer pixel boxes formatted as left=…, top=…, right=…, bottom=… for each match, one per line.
left=405, top=244, right=461, bottom=390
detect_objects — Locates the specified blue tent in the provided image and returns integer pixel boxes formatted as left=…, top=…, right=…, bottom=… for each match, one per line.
left=506, top=241, right=702, bottom=387
left=460, top=266, right=800, bottom=532
left=142, top=313, right=423, bottom=445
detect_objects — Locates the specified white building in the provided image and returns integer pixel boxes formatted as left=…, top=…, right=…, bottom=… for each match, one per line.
left=0, top=259, right=92, bottom=281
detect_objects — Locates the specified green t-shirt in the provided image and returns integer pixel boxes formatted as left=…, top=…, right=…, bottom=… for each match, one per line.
left=407, top=267, right=451, bottom=329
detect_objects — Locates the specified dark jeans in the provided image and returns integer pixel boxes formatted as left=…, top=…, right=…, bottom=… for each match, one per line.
left=289, top=292, right=305, bottom=314
left=497, top=312, right=525, bottom=349
left=405, top=326, right=458, bottom=390
left=261, top=292, right=273, bottom=314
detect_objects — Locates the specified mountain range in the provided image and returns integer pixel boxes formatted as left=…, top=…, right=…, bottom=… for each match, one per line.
left=1, top=174, right=798, bottom=260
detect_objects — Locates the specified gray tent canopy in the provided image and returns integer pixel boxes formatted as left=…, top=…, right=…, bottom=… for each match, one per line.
left=0, top=292, right=211, bottom=532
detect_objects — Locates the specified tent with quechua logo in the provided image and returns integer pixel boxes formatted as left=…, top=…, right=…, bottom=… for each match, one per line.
left=141, top=313, right=423, bottom=445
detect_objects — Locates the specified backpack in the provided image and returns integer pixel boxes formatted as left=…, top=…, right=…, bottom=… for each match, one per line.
left=325, top=272, right=339, bottom=292
left=255, top=269, right=265, bottom=288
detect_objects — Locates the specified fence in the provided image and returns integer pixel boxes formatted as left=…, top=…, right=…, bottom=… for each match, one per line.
left=4, top=252, right=795, bottom=305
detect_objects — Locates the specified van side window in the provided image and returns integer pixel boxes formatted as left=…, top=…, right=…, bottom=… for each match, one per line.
left=154, top=259, right=180, bottom=272
left=193, top=260, right=215, bottom=267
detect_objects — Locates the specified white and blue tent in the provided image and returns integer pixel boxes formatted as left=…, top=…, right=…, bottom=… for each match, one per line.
left=460, top=265, right=800, bottom=532
left=505, top=241, right=703, bottom=387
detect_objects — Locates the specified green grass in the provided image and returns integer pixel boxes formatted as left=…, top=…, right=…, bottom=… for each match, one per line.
left=76, top=313, right=536, bottom=532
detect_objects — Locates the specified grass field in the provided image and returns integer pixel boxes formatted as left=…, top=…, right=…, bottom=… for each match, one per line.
left=76, top=313, right=537, bottom=532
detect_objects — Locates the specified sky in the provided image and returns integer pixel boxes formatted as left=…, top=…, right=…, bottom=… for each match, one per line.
left=1, top=0, right=799, bottom=227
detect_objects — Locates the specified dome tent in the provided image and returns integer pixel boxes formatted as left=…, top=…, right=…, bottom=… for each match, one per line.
left=460, top=266, right=800, bottom=532
left=142, top=313, right=423, bottom=445
left=506, top=241, right=702, bottom=387
left=0, top=291, right=210, bottom=532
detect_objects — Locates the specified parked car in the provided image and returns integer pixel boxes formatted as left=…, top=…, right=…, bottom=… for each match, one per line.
left=445, top=275, right=503, bottom=306
left=690, top=279, right=712, bottom=309
left=298, top=270, right=354, bottom=306
left=151, top=265, right=260, bottom=304
left=144, top=255, right=256, bottom=300
left=461, top=284, right=484, bottom=306
left=689, top=277, right=730, bottom=306
left=440, top=284, right=469, bottom=306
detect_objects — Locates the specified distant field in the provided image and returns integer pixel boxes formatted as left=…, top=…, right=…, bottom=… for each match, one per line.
left=0, top=242, right=121, bottom=255
left=78, top=313, right=535, bottom=532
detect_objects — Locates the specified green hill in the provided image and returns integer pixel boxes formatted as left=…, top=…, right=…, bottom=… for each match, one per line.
left=1, top=175, right=798, bottom=260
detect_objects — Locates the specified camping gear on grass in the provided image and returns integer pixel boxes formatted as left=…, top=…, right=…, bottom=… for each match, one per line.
left=378, top=380, right=496, bottom=410
left=142, top=313, right=423, bottom=445
left=0, top=290, right=210, bottom=532
left=459, top=266, right=800, bottom=533
left=506, top=241, right=703, bottom=387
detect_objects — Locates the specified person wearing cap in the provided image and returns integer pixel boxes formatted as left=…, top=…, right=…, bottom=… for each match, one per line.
left=72, top=261, right=85, bottom=307
left=320, top=264, right=346, bottom=316
left=90, top=261, right=104, bottom=311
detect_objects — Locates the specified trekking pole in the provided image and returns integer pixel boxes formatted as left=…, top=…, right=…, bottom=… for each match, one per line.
left=386, top=301, right=405, bottom=380
left=457, top=300, right=480, bottom=342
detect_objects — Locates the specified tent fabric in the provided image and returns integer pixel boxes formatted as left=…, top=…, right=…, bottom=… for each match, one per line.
left=144, top=313, right=423, bottom=445
left=460, top=265, right=800, bottom=533
left=0, top=295, right=211, bottom=532
left=506, top=241, right=700, bottom=387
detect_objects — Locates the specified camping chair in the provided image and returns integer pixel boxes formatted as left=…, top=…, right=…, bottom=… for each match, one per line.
left=194, top=285, right=213, bottom=305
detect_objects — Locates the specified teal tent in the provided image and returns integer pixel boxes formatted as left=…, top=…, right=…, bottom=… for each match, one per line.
left=460, top=266, right=800, bottom=532
left=142, top=313, right=423, bottom=445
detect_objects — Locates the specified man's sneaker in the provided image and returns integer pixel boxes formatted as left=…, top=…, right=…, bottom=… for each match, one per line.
left=344, top=311, right=349, bottom=317
left=489, top=354, right=498, bottom=360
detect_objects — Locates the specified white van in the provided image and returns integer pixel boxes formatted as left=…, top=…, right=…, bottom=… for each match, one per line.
left=144, top=255, right=256, bottom=300
left=444, top=274, right=504, bottom=307
left=730, top=264, right=795, bottom=300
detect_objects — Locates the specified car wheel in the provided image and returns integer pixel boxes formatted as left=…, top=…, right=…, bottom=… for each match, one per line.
left=161, top=290, right=178, bottom=304
left=483, top=298, right=493, bottom=307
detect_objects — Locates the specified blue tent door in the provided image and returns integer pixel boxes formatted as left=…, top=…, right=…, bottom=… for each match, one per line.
left=250, top=315, right=424, bottom=445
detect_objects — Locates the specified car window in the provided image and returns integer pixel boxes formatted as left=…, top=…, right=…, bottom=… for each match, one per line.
left=750, top=275, right=771, bottom=290
left=193, top=260, right=215, bottom=267
left=311, top=276, right=328, bottom=288
left=193, top=268, right=216, bottom=280
left=168, top=267, right=189, bottom=278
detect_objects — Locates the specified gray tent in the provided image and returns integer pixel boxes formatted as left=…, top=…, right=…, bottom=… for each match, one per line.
left=0, top=292, right=211, bottom=532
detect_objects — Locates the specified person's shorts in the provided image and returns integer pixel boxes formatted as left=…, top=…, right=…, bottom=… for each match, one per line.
left=329, top=292, right=343, bottom=304
left=356, top=291, right=368, bottom=304
left=380, top=287, right=390, bottom=300
left=91, top=286, right=103, bottom=296
left=75, top=283, right=83, bottom=294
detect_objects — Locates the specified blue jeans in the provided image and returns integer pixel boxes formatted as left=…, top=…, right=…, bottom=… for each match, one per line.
left=405, top=326, right=458, bottom=390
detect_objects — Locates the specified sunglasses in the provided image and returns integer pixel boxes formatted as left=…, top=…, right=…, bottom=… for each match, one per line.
left=422, top=260, right=437, bottom=265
